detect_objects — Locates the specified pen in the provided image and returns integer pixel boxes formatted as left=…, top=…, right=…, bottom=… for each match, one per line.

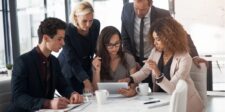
left=144, top=100, right=160, bottom=104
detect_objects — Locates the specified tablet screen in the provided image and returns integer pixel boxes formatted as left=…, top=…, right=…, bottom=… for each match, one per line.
left=97, top=82, right=128, bottom=94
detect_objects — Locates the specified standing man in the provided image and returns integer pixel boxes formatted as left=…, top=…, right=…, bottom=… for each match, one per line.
left=121, top=0, right=174, bottom=66
left=8, top=17, right=83, bottom=112
left=121, top=0, right=206, bottom=86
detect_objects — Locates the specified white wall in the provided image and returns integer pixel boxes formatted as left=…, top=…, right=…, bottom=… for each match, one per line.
left=175, top=0, right=225, bottom=55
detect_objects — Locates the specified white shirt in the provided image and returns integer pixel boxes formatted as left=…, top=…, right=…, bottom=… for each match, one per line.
left=134, top=7, right=152, bottom=58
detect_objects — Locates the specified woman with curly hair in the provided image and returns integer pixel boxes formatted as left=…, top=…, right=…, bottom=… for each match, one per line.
left=121, top=17, right=203, bottom=112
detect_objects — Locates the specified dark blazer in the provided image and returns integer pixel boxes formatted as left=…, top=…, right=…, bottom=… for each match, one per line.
left=8, top=48, right=74, bottom=112
left=121, top=3, right=198, bottom=58
left=58, top=19, right=100, bottom=93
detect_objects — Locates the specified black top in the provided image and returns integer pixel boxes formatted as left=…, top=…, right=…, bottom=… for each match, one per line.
left=58, top=19, right=100, bottom=93
left=157, top=52, right=173, bottom=92
left=8, top=47, right=74, bottom=112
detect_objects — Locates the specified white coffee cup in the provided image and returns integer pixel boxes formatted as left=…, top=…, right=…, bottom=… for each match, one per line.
left=95, top=89, right=109, bottom=105
left=135, top=83, right=151, bottom=96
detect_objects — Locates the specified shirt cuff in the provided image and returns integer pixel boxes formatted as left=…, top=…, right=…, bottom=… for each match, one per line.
left=42, top=99, right=51, bottom=109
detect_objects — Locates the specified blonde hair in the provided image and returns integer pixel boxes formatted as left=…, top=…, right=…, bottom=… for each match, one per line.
left=70, top=1, right=94, bottom=27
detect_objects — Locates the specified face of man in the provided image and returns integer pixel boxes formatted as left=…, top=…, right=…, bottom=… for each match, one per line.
left=134, top=0, right=151, bottom=18
left=45, top=29, right=65, bottom=52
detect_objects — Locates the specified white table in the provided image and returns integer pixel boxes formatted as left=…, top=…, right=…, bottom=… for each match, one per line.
left=80, top=92, right=170, bottom=112
left=38, top=92, right=170, bottom=112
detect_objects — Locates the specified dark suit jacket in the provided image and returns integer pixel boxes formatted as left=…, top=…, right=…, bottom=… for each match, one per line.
left=121, top=3, right=198, bottom=58
left=58, top=19, right=100, bottom=93
left=8, top=48, right=74, bottom=112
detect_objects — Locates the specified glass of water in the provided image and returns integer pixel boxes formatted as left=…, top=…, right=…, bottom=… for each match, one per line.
left=83, top=89, right=94, bottom=102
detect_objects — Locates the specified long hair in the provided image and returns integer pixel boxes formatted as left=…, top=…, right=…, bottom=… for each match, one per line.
left=149, top=17, right=189, bottom=54
left=96, top=26, right=127, bottom=80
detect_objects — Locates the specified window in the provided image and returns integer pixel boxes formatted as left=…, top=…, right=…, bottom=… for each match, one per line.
left=0, top=0, right=6, bottom=68
left=16, top=0, right=66, bottom=56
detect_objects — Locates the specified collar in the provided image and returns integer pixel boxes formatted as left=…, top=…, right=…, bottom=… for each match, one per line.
left=36, top=46, right=50, bottom=62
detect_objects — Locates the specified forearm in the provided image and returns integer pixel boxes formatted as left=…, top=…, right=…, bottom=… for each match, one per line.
left=92, top=70, right=100, bottom=90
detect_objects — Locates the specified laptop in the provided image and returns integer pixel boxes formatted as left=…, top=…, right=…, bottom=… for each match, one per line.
left=97, top=82, right=128, bottom=96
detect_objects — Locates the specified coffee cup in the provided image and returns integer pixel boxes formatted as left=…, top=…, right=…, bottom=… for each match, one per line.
left=135, top=83, right=151, bottom=96
left=95, top=89, right=109, bottom=105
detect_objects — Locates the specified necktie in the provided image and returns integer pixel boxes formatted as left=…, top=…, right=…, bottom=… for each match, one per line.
left=139, top=18, right=144, bottom=61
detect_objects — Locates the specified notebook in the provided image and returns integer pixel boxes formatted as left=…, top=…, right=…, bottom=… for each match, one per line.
left=97, top=82, right=128, bottom=94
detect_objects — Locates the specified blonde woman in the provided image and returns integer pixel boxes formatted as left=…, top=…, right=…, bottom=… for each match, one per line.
left=58, top=1, right=100, bottom=94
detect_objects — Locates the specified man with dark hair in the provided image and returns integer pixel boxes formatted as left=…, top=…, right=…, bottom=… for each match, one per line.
left=8, top=17, right=83, bottom=112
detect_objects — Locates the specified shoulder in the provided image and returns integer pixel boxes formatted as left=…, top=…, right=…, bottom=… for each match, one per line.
left=124, top=52, right=136, bottom=66
left=122, top=3, right=134, bottom=15
left=175, top=52, right=192, bottom=62
left=90, top=19, right=100, bottom=32
left=93, top=19, right=100, bottom=26
left=14, top=48, right=36, bottom=68
left=124, top=52, right=135, bottom=60
left=123, top=2, right=133, bottom=10
left=151, top=6, right=170, bottom=16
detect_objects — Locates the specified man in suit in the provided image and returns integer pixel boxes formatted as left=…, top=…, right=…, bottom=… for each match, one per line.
left=121, top=0, right=207, bottom=87
left=8, top=17, right=83, bottom=112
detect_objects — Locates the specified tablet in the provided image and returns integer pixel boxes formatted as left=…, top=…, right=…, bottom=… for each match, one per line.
left=97, top=82, right=128, bottom=94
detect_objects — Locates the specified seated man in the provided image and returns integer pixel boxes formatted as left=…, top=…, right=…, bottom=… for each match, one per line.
left=8, top=17, right=83, bottom=112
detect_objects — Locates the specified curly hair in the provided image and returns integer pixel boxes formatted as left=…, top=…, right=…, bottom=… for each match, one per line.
left=149, top=17, right=189, bottom=53
left=37, top=17, right=66, bottom=43
left=96, top=26, right=127, bottom=80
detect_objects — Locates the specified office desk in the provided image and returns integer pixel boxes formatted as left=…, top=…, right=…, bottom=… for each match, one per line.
left=39, top=92, right=170, bottom=112
left=83, top=92, right=170, bottom=112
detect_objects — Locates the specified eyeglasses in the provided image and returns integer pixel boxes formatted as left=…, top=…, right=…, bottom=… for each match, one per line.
left=105, top=42, right=121, bottom=49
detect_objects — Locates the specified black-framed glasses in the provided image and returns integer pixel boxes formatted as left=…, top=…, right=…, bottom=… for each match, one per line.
left=105, top=42, right=121, bottom=49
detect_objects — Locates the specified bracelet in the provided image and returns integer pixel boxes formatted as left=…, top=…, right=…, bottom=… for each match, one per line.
left=156, top=73, right=164, bottom=83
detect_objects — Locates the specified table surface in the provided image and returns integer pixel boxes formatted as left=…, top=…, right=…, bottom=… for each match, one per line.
left=38, top=92, right=170, bottom=112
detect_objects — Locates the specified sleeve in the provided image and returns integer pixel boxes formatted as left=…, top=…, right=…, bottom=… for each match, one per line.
left=187, top=34, right=199, bottom=57
left=62, top=27, right=89, bottom=82
left=63, top=44, right=89, bottom=82
left=11, top=58, right=45, bottom=111
left=54, top=59, right=74, bottom=98
left=121, top=4, right=132, bottom=53
left=130, top=48, right=158, bottom=83
left=157, top=53, right=192, bottom=94
left=125, top=53, right=136, bottom=70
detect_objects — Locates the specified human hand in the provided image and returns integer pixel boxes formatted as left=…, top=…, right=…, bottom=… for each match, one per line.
left=146, top=60, right=161, bottom=77
left=118, top=77, right=130, bottom=83
left=193, top=57, right=208, bottom=68
left=118, top=87, right=137, bottom=97
left=70, top=92, right=83, bottom=104
left=92, top=56, right=101, bottom=72
left=49, top=97, right=70, bottom=109
left=83, top=79, right=93, bottom=92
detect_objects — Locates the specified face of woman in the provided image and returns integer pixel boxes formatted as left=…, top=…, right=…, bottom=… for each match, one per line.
left=76, top=13, right=93, bottom=33
left=152, top=31, right=165, bottom=52
left=105, top=34, right=121, bottom=55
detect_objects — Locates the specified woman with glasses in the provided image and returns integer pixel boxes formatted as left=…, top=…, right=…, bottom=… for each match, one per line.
left=92, top=26, right=137, bottom=97
left=58, top=1, right=100, bottom=94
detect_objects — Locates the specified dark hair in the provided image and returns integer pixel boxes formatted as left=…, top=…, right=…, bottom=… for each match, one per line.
left=96, top=26, right=127, bottom=80
left=37, top=17, right=66, bottom=43
left=149, top=17, right=189, bottom=53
